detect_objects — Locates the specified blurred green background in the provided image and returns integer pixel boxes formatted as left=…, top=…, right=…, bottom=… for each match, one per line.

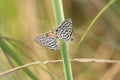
left=0, top=0, right=120, bottom=80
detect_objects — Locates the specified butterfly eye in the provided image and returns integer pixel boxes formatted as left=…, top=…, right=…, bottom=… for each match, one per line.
left=55, top=19, right=73, bottom=41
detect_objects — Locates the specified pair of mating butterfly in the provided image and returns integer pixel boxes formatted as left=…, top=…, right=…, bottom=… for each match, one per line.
left=35, top=19, right=73, bottom=51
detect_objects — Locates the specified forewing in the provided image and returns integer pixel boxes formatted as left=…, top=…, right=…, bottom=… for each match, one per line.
left=35, top=34, right=58, bottom=51
left=55, top=19, right=73, bottom=41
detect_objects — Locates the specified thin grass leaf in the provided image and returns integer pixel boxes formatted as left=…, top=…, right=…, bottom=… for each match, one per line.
left=10, top=42, right=34, bottom=61
left=3, top=50, right=22, bottom=80
left=75, top=0, right=117, bottom=52
left=0, top=39, right=39, bottom=80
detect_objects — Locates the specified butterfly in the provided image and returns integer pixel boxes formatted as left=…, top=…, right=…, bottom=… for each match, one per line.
left=35, top=19, right=73, bottom=51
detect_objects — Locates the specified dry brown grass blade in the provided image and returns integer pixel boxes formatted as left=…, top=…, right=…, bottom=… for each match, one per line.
left=0, top=58, right=120, bottom=78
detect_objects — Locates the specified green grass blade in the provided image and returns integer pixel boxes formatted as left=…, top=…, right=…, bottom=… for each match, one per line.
left=75, top=0, right=117, bottom=51
left=1, top=36, right=59, bottom=80
left=10, top=42, right=34, bottom=61
left=0, top=39, right=39, bottom=80
left=52, top=0, right=73, bottom=80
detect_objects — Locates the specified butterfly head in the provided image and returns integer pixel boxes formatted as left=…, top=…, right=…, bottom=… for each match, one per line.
left=46, top=31, right=59, bottom=38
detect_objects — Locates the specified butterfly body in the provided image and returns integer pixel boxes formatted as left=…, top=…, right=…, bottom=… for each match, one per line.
left=35, top=19, right=73, bottom=51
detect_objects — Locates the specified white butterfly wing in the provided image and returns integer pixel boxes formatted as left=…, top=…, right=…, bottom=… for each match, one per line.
left=55, top=19, right=73, bottom=41
left=35, top=34, right=58, bottom=51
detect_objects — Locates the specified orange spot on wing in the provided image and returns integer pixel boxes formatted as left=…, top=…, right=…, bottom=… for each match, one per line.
left=46, top=31, right=58, bottom=38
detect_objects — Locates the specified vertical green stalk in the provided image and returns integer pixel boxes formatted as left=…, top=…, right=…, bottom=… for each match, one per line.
left=52, top=0, right=73, bottom=80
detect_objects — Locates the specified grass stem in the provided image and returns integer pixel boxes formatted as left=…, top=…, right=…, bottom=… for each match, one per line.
left=52, top=0, right=73, bottom=80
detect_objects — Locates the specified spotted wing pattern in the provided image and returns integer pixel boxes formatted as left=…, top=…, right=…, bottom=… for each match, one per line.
left=35, top=34, right=58, bottom=51
left=54, top=19, right=73, bottom=41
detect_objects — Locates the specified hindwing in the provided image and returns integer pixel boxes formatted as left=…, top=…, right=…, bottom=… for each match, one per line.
left=35, top=34, right=58, bottom=51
